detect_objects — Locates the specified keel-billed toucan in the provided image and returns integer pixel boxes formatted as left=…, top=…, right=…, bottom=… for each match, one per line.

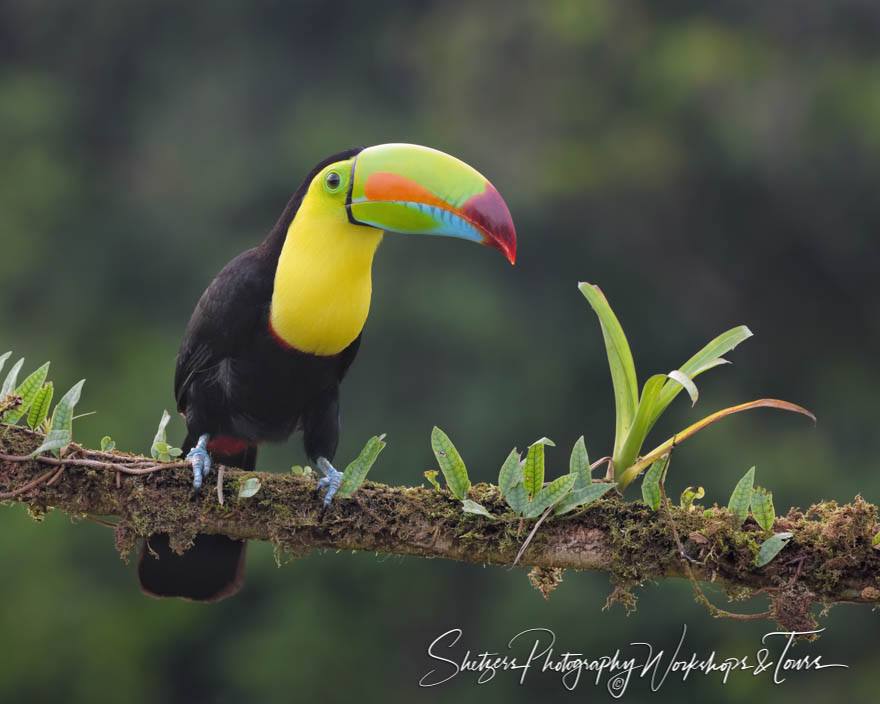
left=137, top=143, right=516, bottom=601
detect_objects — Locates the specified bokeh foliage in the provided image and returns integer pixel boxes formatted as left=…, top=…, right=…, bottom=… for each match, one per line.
left=1, top=0, right=878, bottom=701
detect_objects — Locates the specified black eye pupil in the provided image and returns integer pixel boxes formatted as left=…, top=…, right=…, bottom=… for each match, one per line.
left=326, top=172, right=341, bottom=189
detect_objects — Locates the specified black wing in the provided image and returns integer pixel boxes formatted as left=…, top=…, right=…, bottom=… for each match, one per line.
left=174, top=247, right=274, bottom=414
left=336, top=332, right=361, bottom=381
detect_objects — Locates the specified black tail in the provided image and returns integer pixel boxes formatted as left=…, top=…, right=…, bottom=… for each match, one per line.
left=137, top=441, right=256, bottom=602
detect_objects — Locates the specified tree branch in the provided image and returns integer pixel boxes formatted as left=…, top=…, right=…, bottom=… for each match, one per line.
left=2, top=423, right=879, bottom=629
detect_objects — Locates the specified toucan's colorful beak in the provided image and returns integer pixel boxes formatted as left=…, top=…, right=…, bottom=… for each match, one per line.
left=346, top=143, right=516, bottom=264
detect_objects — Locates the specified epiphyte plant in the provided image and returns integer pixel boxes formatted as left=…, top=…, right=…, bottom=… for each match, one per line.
left=579, top=283, right=815, bottom=489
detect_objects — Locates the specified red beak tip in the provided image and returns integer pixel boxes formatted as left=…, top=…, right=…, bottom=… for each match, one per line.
left=504, top=234, right=516, bottom=264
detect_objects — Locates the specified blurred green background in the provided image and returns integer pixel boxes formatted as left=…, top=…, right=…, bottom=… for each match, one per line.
left=1, top=0, right=878, bottom=701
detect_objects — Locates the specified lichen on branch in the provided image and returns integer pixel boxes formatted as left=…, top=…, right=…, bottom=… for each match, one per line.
left=1, top=423, right=879, bottom=632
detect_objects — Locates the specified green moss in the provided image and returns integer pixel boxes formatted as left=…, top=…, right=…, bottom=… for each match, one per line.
left=26, top=503, right=46, bottom=522
left=3, top=423, right=879, bottom=634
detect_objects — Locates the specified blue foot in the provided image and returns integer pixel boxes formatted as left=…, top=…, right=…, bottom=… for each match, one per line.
left=315, top=457, right=343, bottom=507
left=187, top=434, right=211, bottom=489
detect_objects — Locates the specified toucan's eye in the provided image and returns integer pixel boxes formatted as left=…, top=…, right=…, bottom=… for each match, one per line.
left=325, top=171, right=342, bottom=191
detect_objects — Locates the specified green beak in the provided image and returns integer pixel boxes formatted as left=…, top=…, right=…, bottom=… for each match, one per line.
left=346, top=143, right=517, bottom=264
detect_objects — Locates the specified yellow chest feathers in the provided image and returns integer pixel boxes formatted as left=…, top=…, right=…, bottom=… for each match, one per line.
left=269, top=191, right=383, bottom=356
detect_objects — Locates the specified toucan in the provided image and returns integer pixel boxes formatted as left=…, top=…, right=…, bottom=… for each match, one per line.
left=137, top=143, right=517, bottom=601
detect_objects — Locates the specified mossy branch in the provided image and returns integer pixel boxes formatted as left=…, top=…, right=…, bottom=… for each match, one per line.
left=2, top=423, right=879, bottom=629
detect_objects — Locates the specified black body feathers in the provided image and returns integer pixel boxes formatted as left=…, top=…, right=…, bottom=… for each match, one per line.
left=137, top=148, right=364, bottom=602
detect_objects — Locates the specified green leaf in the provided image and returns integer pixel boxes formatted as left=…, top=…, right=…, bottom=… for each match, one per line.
left=682, top=325, right=753, bottom=374
left=238, top=477, right=262, bottom=498
left=614, top=374, right=667, bottom=486
left=431, top=427, right=470, bottom=500
left=151, top=409, right=172, bottom=460
left=579, top=283, right=638, bottom=460
left=569, top=436, right=590, bottom=489
left=27, top=382, right=53, bottom=430
left=462, top=499, right=495, bottom=519
left=751, top=486, right=775, bottom=531
left=168, top=447, right=182, bottom=457
left=680, top=486, right=705, bottom=511
left=337, top=434, right=387, bottom=498
left=100, top=436, right=116, bottom=452
left=523, top=440, right=551, bottom=498
left=525, top=472, right=577, bottom=518
left=30, top=428, right=72, bottom=457
left=505, top=481, right=530, bottom=515
left=153, top=441, right=169, bottom=454
left=49, top=378, right=84, bottom=438
left=3, top=361, right=50, bottom=424
left=641, top=456, right=669, bottom=511
left=755, top=532, right=794, bottom=567
left=1, top=357, right=24, bottom=399
left=32, top=379, right=83, bottom=456
left=728, top=466, right=755, bottom=524
left=497, top=449, right=522, bottom=497
left=291, top=465, right=312, bottom=476
left=652, top=326, right=753, bottom=424
left=0, top=351, right=11, bottom=376
left=872, top=531, right=880, bottom=548
left=666, top=369, right=698, bottom=407
left=554, top=482, right=615, bottom=515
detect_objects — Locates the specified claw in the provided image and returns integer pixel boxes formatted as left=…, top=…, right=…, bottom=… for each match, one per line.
left=187, top=434, right=212, bottom=489
left=316, top=456, right=344, bottom=507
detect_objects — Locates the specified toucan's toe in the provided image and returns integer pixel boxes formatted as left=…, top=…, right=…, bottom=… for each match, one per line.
left=187, top=434, right=212, bottom=489
left=315, top=457, right=343, bottom=507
